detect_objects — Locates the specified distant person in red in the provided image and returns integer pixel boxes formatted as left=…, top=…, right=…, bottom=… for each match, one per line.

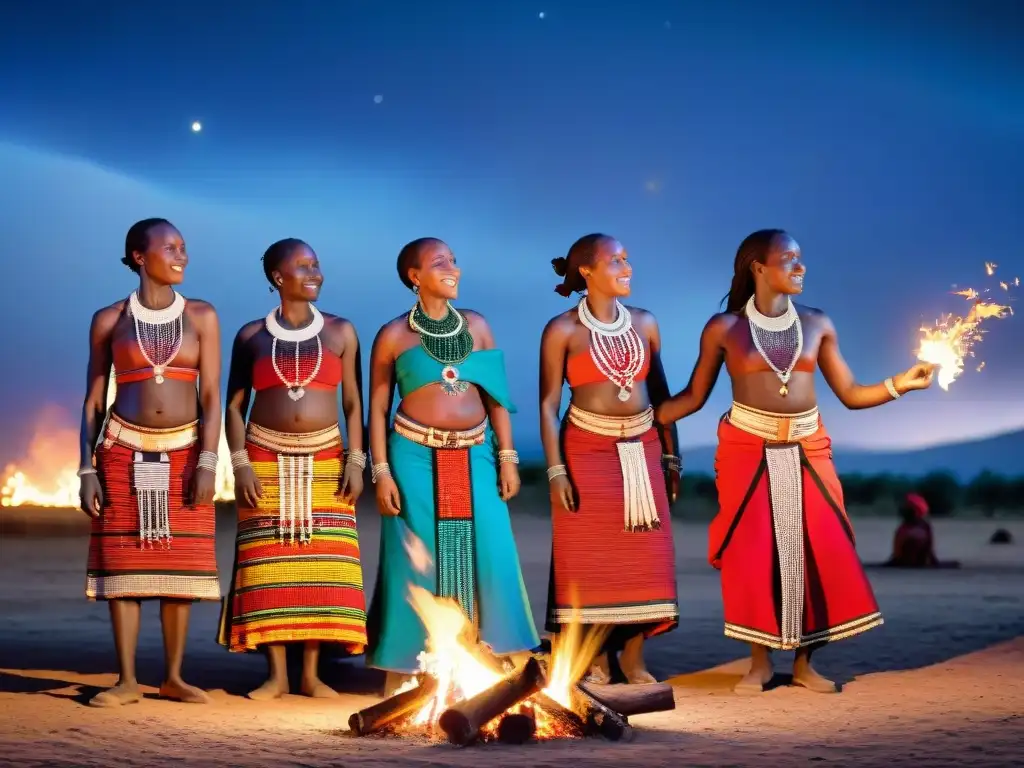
left=884, top=493, right=960, bottom=568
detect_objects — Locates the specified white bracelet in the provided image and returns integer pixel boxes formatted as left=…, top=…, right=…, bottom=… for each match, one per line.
left=497, top=449, right=519, bottom=465
left=196, top=450, right=219, bottom=473
left=345, top=449, right=367, bottom=469
left=547, top=464, right=568, bottom=482
left=230, top=450, right=251, bottom=470
left=884, top=377, right=901, bottom=400
left=77, top=466, right=97, bottom=477
left=371, top=462, right=391, bottom=483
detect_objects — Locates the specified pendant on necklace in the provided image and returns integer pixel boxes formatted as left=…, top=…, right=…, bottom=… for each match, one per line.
left=440, top=365, right=470, bottom=396
left=288, top=387, right=306, bottom=401
left=154, top=366, right=165, bottom=385
left=617, top=386, right=632, bottom=402
left=779, top=384, right=789, bottom=397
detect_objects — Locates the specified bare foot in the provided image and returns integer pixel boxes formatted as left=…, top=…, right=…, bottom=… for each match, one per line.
left=89, top=681, right=141, bottom=707
left=248, top=677, right=289, bottom=701
left=301, top=677, right=339, bottom=699
left=734, top=648, right=774, bottom=695
left=583, top=653, right=612, bottom=684
left=792, top=659, right=838, bottom=694
left=619, top=636, right=658, bottom=684
left=384, top=671, right=412, bottom=697
left=159, top=679, right=211, bottom=704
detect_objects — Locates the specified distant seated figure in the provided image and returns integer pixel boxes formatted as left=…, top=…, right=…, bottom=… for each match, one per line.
left=990, top=528, right=1013, bottom=545
left=884, top=493, right=960, bottom=568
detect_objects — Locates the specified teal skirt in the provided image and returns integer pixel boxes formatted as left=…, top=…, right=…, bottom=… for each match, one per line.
left=366, top=425, right=540, bottom=673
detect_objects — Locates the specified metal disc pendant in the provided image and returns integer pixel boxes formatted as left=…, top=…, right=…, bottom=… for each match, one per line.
left=617, top=386, right=631, bottom=402
left=154, top=375, right=165, bottom=384
left=154, top=366, right=165, bottom=384
left=288, top=387, right=305, bottom=401
left=779, top=384, right=789, bottom=397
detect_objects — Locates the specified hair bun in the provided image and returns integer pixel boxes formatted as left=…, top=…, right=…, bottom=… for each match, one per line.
left=553, top=283, right=573, bottom=297
left=551, top=256, right=568, bottom=277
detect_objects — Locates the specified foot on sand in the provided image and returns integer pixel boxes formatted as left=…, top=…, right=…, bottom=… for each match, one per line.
left=301, top=677, right=339, bottom=699
left=734, top=659, right=774, bottom=695
left=159, top=679, right=211, bottom=704
left=248, top=677, right=289, bottom=701
left=88, top=681, right=141, bottom=707
left=583, top=654, right=612, bottom=685
left=619, top=638, right=658, bottom=684
left=792, top=661, right=838, bottom=694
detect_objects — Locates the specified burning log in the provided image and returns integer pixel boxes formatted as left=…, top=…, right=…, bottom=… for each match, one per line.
left=532, top=692, right=586, bottom=737
left=573, top=684, right=634, bottom=742
left=577, top=681, right=676, bottom=717
left=348, top=676, right=439, bottom=736
left=438, top=656, right=546, bottom=746
left=497, top=712, right=536, bottom=744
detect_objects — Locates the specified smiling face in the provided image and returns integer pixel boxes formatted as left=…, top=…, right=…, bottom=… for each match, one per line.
left=272, top=244, right=323, bottom=302
left=579, top=238, right=632, bottom=298
left=408, top=240, right=460, bottom=300
left=753, top=233, right=805, bottom=295
left=132, top=222, right=187, bottom=285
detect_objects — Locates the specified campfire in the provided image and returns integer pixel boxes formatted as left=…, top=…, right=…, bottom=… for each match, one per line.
left=349, top=538, right=675, bottom=746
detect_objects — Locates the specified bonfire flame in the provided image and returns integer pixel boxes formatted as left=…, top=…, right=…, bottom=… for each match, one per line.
left=916, top=264, right=1015, bottom=390
left=2, top=370, right=235, bottom=507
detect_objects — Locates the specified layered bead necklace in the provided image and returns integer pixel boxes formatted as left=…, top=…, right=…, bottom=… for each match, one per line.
left=577, top=297, right=646, bottom=402
left=265, top=305, right=324, bottom=401
left=745, top=295, right=803, bottom=397
left=129, top=290, right=185, bottom=384
left=408, top=301, right=474, bottom=396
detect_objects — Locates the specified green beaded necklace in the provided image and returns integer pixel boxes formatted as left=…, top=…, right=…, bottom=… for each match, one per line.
left=408, top=301, right=474, bottom=365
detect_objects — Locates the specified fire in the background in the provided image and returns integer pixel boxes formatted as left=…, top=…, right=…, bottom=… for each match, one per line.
left=916, top=263, right=1016, bottom=390
left=1, top=371, right=235, bottom=508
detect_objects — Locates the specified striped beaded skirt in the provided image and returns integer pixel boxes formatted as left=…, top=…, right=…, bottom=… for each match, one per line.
left=86, top=412, right=220, bottom=601
left=217, top=423, right=367, bottom=653
left=545, top=406, right=678, bottom=638
left=365, top=412, right=539, bottom=674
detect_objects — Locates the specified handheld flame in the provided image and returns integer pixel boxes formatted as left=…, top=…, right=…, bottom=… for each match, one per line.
left=916, top=264, right=1014, bottom=390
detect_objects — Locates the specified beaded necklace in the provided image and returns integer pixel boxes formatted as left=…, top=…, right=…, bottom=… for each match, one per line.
left=408, top=301, right=475, bottom=396
left=265, top=305, right=324, bottom=401
left=745, top=295, right=803, bottom=397
left=128, top=290, right=185, bottom=384
left=577, top=297, right=646, bottom=401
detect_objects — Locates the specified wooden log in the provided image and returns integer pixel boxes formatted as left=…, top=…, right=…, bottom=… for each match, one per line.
left=532, top=692, right=586, bottom=738
left=497, top=712, right=536, bottom=744
left=437, top=656, right=547, bottom=746
left=577, top=681, right=676, bottom=717
left=572, top=684, right=634, bottom=742
left=348, top=676, right=439, bottom=736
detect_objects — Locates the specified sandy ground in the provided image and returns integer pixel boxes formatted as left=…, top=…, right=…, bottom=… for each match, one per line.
left=1, top=498, right=1023, bottom=767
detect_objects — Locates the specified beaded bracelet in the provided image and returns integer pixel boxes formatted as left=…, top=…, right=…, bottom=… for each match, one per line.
left=371, top=462, right=392, bottom=483
left=76, top=466, right=97, bottom=477
left=346, top=449, right=368, bottom=469
left=230, top=450, right=251, bottom=470
left=497, top=449, right=519, bottom=465
left=547, top=464, right=568, bottom=482
left=884, top=377, right=901, bottom=399
left=196, top=450, right=219, bottom=473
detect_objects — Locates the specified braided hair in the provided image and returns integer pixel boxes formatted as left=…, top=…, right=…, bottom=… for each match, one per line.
left=122, top=218, right=173, bottom=273
left=552, top=233, right=612, bottom=297
left=722, top=229, right=789, bottom=313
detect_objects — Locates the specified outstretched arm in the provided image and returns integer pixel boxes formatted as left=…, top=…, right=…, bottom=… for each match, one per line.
left=818, top=314, right=934, bottom=409
left=655, top=314, right=728, bottom=425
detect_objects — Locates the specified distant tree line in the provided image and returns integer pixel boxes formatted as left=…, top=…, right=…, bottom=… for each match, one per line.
left=518, top=465, right=1024, bottom=516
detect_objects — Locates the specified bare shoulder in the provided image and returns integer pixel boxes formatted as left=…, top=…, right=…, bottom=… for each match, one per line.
left=374, top=313, right=408, bottom=346
left=460, top=308, right=491, bottom=332
left=705, top=311, right=738, bottom=337
left=322, top=312, right=358, bottom=338
left=235, top=318, right=265, bottom=344
left=794, top=303, right=834, bottom=331
left=625, top=305, right=657, bottom=329
left=184, top=298, right=217, bottom=317
left=542, top=309, right=578, bottom=340
left=92, top=300, right=124, bottom=326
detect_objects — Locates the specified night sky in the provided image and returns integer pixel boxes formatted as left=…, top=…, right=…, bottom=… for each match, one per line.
left=1, top=1, right=1021, bottom=467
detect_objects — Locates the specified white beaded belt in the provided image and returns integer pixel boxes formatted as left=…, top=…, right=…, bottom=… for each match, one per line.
left=727, top=402, right=819, bottom=443
left=567, top=404, right=654, bottom=439
left=393, top=412, right=486, bottom=449
left=103, top=412, right=199, bottom=453
left=246, top=422, right=342, bottom=455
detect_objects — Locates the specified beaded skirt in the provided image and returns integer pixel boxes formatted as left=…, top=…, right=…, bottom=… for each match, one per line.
left=365, top=413, right=539, bottom=674
left=709, top=407, right=883, bottom=650
left=86, top=412, right=220, bottom=601
left=217, top=423, right=367, bottom=653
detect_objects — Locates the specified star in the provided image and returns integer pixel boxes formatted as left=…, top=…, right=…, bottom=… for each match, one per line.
left=538, top=11, right=545, bottom=19
left=373, top=94, right=383, bottom=104
left=191, top=121, right=202, bottom=133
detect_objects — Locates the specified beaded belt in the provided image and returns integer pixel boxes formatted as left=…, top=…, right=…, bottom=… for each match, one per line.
left=103, top=412, right=199, bottom=453
left=393, top=412, right=486, bottom=450
left=246, top=422, right=342, bottom=456
left=567, top=404, right=654, bottom=439
left=727, top=402, right=819, bottom=443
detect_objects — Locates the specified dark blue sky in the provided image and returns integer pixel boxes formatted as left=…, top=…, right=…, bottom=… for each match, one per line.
left=1, top=1, right=1021, bottom=466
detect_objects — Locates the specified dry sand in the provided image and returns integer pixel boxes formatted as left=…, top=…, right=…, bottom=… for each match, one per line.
left=2, top=497, right=1023, bottom=767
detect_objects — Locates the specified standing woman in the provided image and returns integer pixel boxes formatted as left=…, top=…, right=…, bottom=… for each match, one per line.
left=78, top=218, right=221, bottom=707
left=656, top=229, right=934, bottom=693
left=366, top=237, right=538, bottom=691
left=218, top=238, right=368, bottom=700
left=539, top=234, right=680, bottom=685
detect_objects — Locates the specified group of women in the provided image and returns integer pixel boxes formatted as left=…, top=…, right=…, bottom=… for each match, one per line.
left=77, top=218, right=935, bottom=707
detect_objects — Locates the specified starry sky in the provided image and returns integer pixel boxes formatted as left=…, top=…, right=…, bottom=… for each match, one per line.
left=0, top=1, right=1021, bottom=467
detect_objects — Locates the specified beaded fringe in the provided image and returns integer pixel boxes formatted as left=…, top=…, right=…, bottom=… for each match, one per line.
left=132, top=452, right=172, bottom=546
left=278, top=453, right=315, bottom=545
left=764, top=444, right=806, bottom=648
left=615, top=440, right=661, bottom=532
